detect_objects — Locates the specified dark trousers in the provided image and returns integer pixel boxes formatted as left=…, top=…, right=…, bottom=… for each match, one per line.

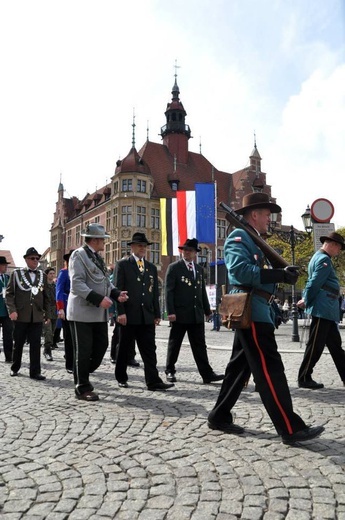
left=62, top=318, right=74, bottom=372
left=110, top=323, right=136, bottom=361
left=0, top=315, right=13, bottom=361
left=43, top=318, right=56, bottom=354
left=11, top=321, right=43, bottom=377
left=208, top=322, right=307, bottom=436
left=165, top=322, right=214, bottom=379
left=69, top=321, right=108, bottom=395
left=298, top=316, right=345, bottom=383
left=115, top=324, right=162, bottom=386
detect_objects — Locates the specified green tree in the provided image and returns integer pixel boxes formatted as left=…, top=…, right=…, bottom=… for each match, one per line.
left=267, top=227, right=345, bottom=288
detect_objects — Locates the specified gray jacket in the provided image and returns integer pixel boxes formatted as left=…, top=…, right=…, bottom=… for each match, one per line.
left=67, top=246, right=120, bottom=322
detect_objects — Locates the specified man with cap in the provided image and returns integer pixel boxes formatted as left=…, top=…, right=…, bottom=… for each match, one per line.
left=115, top=232, right=174, bottom=391
left=67, top=224, right=128, bottom=401
left=297, top=231, right=345, bottom=389
left=165, top=238, right=224, bottom=384
left=6, top=247, right=50, bottom=380
left=56, top=250, right=74, bottom=373
left=208, top=192, right=324, bottom=445
left=0, top=256, right=13, bottom=363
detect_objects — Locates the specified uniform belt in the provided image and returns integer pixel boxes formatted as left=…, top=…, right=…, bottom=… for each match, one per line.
left=321, top=284, right=339, bottom=297
left=232, top=286, right=275, bottom=304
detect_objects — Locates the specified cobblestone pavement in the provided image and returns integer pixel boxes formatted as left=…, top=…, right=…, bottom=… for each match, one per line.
left=1, top=320, right=345, bottom=519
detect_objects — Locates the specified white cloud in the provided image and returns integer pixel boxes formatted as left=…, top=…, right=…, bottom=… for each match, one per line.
left=266, top=63, right=345, bottom=229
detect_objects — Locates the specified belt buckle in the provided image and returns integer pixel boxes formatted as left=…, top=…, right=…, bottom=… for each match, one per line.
left=268, top=294, right=275, bottom=305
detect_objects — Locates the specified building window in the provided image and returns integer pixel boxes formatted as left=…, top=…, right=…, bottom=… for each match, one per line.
left=137, top=180, right=147, bottom=193
left=121, top=240, right=129, bottom=258
left=122, top=179, right=132, bottom=192
left=94, top=216, right=100, bottom=224
left=66, top=230, right=72, bottom=249
left=106, top=210, right=111, bottom=231
left=217, top=219, right=226, bottom=239
left=171, top=182, right=178, bottom=191
left=137, top=206, right=146, bottom=227
left=76, top=225, right=81, bottom=245
left=121, top=206, right=132, bottom=226
left=112, top=207, right=118, bottom=229
left=151, top=208, right=160, bottom=229
left=113, top=181, right=118, bottom=194
left=149, top=243, right=160, bottom=264
left=198, top=247, right=209, bottom=266
left=217, top=247, right=224, bottom=260
left=51, top=233, right=58, bottom=250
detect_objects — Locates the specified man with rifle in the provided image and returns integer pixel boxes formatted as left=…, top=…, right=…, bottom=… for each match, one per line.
left=208, top=192, right=324, bottom=445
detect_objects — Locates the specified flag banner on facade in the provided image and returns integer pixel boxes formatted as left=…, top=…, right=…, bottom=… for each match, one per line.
left=160, top=198, right=179, bottom=256
left=195, top=183, right=215, bottom=243
left=176, top=190, right=196, bottom=245
left=160, top=185, right=214, bottom=256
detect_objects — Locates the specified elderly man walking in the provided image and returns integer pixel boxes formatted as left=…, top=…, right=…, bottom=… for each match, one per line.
left=67, top=223, right=128, bottom=401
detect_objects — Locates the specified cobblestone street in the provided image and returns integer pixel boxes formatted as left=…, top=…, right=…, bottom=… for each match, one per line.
left=1, top=320, right=345, bottom=519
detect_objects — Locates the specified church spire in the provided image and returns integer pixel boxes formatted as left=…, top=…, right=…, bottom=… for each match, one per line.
left=160, top=62, right=191, bottom=164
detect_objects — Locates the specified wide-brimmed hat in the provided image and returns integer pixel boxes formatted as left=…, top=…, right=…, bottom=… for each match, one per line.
left=0, top=256, right=10, bottom=265
left=320, top=232, right=345, bottom=250
left=63, top=249, right=75, bottom=262
left=235, top=192, right=281, bottom=215
left=81, top=224, right=110, bottom=238
left=178, top=238, right=201, bottom=252
left=23, top=247, right=41, bottom=259
left=128, top=232, right=152, bottom=245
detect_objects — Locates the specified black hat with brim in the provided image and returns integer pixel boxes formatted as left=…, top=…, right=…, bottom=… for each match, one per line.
left=23, top=247, right=41, bottom=259
left=178, top=238, right=201, bottom=252
left=128, top=232, right=152, bottom=245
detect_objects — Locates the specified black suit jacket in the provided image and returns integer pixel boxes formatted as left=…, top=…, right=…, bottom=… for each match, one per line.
left=165, top=259, right=211, bottom=324
left=115, top=255, right=160, bottom=325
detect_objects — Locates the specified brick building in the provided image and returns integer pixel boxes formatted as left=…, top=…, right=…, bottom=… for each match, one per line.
left=49, top=75, right=277, bottom=301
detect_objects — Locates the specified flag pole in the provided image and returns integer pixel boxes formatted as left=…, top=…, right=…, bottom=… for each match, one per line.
left=214, top=180, right=218, bottom=315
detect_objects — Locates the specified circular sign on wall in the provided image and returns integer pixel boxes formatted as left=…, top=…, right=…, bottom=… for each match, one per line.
left=310, top=198, right=334, bottom=223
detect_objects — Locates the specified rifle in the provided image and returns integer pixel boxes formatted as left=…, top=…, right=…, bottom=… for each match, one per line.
left=219, top=201, right=289, bottom=269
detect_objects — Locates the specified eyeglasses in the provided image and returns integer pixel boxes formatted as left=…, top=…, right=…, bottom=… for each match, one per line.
left=28, top=257, right=40, bottom=261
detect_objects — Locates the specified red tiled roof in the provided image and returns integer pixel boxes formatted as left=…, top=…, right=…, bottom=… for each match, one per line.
left=138, top=140, right=232, bottom=203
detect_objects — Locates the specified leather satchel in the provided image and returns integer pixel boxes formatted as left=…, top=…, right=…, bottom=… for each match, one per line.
left=219, top=292, right=253, bottom=329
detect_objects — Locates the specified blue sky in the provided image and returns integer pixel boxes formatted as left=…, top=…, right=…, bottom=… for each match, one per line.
left=0, top=0, right=344, bottom=266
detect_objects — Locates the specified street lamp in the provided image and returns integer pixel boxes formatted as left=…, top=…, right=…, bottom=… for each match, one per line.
left=301, top=205, right=313, bottom=234
left=269, top=219, right=311, bottom=342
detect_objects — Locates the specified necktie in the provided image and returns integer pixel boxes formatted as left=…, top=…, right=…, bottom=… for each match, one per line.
left=188, top=262, right=194, bottom=277
left=137, top=259, right=144, bottom=273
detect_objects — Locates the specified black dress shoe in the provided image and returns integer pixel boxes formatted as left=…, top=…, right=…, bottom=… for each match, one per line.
left=118, top=382, right=129, bottom=388
left=203, top=372, right=225, bottom=384
left=128, top=359, right=140, bottom=367
left=207, top=420, right=244, bottom=434
left=10, top=370, right=18, bottom=377
left=282, top=425, right=325, bottom=445
left=110, top=358, right=116, bottom=364
left=147, top=382, right=174, bottom=391
left=298, top=379, right=324, bottom=389
left=30, top=374, right=46, bottom=381
left=166, top=372, right=177, bottom=383
left=44, top=352, right=53, bottom=361
left=76, top=391, right=99, bottom=401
